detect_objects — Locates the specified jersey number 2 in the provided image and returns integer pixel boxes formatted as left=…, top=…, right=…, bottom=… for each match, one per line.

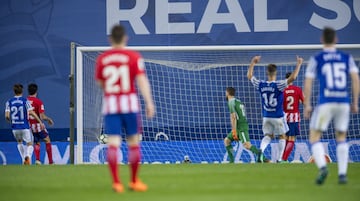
left=286, top=96, right=294, bottom=110
left=103, top=65, right=130, bottom=93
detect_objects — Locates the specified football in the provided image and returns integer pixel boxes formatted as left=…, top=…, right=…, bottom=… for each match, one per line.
left=98, top=134, right=108, bottom=144
left=308, top=154, right=332, bottom=163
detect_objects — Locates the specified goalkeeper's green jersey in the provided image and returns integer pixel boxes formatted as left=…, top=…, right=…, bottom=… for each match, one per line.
left=228, top=98, right=248, bottom=130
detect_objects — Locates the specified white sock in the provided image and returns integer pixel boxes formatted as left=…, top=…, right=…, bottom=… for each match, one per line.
left=337, top=142, right=349, bottom=175
left=260, top=135, right=271, bottom=152
left=311, top=142, right=326, bottom=169
left=17, top=144, right=25, bottom=161
left=26, top=145, right=34, bottom=160
left=278, top=139, right=286, bottom=161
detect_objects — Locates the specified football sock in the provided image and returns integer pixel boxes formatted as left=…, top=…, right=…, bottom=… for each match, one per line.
left=17, top=144, right=25, bottom=161
left=311, top=142, right=326, bottom=169
left=107, top=145, right=120, bottom=184
left=34, top=144, right=41, bottom=161
left=128, top=145, right=141, bottom=183
left=249, top=145, right=260, bottom=155
left=278, top=139, right=286, bottom=161
left=336, top=142, right=349, bottom=176
left=282, top=140, right=294, bottom=161
left=226, top=145, right=234, bottom=163
left=260, top=135, right=271, bottom=152
left=46, top=143, right=54, bottom=164
left=26, top=145, right=34, bottom=160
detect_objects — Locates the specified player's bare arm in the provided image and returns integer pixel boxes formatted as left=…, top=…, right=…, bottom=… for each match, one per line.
left=286, top=56, right=303, bottom=84
left=350, top=72, right=359, bottom=113
left=40, top=113, right=54, bottom=126
left=5, top=111, right=10, bottom=122
left=29, top=110, right=44, bottom=130
left=230, top=113, right=238, bottom=140
left=247, top=56, right=261, bottom=80
left=136, top=74, right=155, bottom=119
left=303, top=77, right=313, bottom=119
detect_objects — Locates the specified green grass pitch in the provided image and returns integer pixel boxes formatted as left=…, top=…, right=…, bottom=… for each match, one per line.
left=1, top=163, right=359, bottom=201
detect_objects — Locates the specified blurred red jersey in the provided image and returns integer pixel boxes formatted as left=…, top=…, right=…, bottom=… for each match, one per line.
left=283, top=85, right=304, bottom=123
left=27, top=96, right=45, bottom=133
left=95, top=49, right=145, bottom=115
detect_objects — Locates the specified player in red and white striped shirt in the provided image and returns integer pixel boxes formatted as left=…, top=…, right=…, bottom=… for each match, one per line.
left=95, top=25, right=155, bottom=193
left=27, top=83, right=54, bottom=165
left=281, top=72, right=305, bottom=162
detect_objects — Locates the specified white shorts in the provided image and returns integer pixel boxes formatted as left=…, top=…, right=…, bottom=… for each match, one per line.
left=262, top=117, right=289, bottom=136
left=310, top=103, right=350, bottom=132
left=12, top=129, right=33, bottom=143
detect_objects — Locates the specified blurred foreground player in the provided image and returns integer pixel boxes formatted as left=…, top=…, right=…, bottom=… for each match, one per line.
left=304, top=27, right=359, bottom=185
left=224, top=87, right=264, bottom=163
left=95, top=25, right=155, bottom=193
left=247, top=56, right=303, bottom=163
left=281, top=72, right=304, bottom=162
left=5, top=84, right=44, bottom=165
left=27, top=83, right=55, bottom=165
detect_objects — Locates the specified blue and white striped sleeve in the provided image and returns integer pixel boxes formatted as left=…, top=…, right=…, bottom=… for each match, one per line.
left=305, top=56, right=317, bottom=79
left=276, top=79, right=288, bottom=92
left=25, top=100, right=33, bottom=111
left=349, top=55, right=359, bottom=74
left=250, top=76, right=260, bottom=89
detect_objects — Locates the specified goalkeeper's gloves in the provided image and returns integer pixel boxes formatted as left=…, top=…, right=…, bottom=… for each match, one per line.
left=232, top=129, right=239, bottom=141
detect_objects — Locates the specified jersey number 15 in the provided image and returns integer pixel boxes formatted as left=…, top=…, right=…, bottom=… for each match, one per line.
left=322, top=62, right=346, bottom=89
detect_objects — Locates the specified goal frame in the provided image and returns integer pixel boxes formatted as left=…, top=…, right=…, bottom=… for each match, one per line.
left=74, top=44, right=360, bottom=164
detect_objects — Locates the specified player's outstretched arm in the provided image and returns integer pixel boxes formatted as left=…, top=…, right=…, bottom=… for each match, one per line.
left=136, top=74, right=155, bottom=119
left=5, top=111, right=10, bottom=122
left=40, top=113, right=54, bottom=126
left=287, top=56, right=303, bottom=84
left=247, top=56, right=261, bottom=80
left=350, top=72, right=359, bottom=113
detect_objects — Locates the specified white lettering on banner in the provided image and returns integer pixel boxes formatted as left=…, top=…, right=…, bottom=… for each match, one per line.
left=106, top=0, right=149, bottom=35
left=43, top=145, right=69, bottom=164
left=197, top=0, right=250, bottom=33
left=155, top=0, right=195, bottom=34
left=254, top=0, right=288, bottom=32
left=0, top=150, right=6, bottom=165
left=90, top=144, right=123, bottom=164
left=354, top=0, right=360, bottom=21
left=310, top=0, right=352, bottom=30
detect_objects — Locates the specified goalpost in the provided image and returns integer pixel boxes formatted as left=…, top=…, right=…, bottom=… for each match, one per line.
left=74, top=45, right=360, bottom=164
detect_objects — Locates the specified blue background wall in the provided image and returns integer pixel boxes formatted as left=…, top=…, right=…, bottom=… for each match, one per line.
left=1, top=0, right=359, bottom=141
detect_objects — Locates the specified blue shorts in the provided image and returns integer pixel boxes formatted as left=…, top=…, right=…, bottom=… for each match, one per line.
left=104, top=113, right=139, bottom=136
left=33, top=130, right=49, bottom=143
left=286, top=122, right=300, bottom=136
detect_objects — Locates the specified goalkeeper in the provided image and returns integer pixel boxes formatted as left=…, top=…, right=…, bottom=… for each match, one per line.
left=224, top=87, right=265, bottom=163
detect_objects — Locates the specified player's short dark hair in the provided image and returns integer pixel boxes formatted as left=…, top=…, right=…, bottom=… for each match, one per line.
left=28, top=83, right=38, bottom=95
left=13, top=84, right=23, bottom=95
left=285, top=72, right=292, bottom=79
left=267, top=64, right=277, bottom=75
left=111, top=25, right=126, bottom=44
left=226, top=87, right=236, bottom=96
left=322, top=27, right=336, bottom=44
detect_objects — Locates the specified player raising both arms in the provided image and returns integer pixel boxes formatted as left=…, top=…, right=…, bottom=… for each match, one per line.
left=304, top=27, right=359, bottom=185
left=247, top=56, right=303, bottom=163
left=281, top=72, right=305, bottom=162
left=5, top=84, right=44, bottom=165
left=95, top=25, right=155, bottom=193
left=224, top=87, right=264, bottom=163
left=27, top=83, right=55, bottom=165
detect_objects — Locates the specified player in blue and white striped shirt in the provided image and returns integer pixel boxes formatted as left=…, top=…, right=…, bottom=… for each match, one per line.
left=247, top=56, right=303, bottom=162
left=304, top=27, right=359, bottom=185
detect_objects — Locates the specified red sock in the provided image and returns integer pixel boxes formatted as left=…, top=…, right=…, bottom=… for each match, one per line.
left=107, top=145, right=120, bottom=184
left=282, top=140, right=295, bottom=161
left=34, top=144, right=40, bottom=161
left=46, top=143, right=53, bottom=164
left=128, top=145, right=141, bottom=183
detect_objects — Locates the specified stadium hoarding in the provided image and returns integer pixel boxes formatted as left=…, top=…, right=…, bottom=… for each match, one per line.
left=0, top=139, right=359, bottom=165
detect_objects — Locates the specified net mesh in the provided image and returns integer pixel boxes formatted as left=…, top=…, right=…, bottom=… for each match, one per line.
left=78, top=47, right=360, bottom=164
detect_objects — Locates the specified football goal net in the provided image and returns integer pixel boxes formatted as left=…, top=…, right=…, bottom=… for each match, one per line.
left=73, top=45, right=360, bottom=164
